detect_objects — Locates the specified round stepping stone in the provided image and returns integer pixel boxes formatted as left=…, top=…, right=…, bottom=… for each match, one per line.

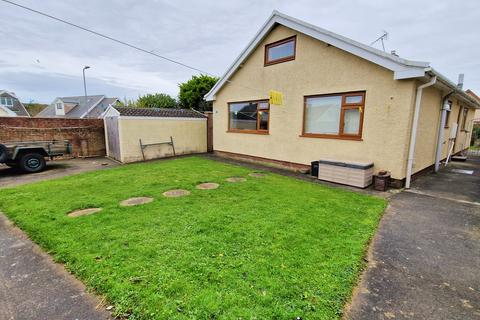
left=162, top=189, right=191, bottom=197
left=248, top=172, right=266, bottom=178
left=196, top=182, right=219, bottom=190
left=120, top=197, right=154, bottom=206
left=226, top=177, right=246, bottom=183
left=68, top=208, right=102, bottom=218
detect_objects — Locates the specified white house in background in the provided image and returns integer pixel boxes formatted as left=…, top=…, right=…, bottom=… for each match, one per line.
left=36, top=95, right=119, bottom=119
left=0, top=90, right=30, bottom=117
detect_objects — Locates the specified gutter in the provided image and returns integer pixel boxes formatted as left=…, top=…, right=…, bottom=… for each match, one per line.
left=434, top=91, right=454, bottom=172
left=427, top=68, right=480, bottom=109
left=405, top=76, right=437, bottom=189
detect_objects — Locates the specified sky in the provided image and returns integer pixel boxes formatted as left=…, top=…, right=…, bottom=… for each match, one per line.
left=0, top=0, right=479, bottom=104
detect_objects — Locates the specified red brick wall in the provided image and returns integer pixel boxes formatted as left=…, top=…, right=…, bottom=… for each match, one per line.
left=0, top=117, right=106, bottom=157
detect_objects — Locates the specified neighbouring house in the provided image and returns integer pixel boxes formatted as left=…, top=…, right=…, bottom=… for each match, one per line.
left=205, top=11, right=480, bottom=187
left=0, top=90, right=30, bottom=117
left=36, top=95, right=119, bottom=119
left=103, top=106, right=207, bottom=163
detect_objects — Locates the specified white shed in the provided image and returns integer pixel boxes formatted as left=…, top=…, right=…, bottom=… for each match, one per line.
left=103, top=106, right=208, bottom=163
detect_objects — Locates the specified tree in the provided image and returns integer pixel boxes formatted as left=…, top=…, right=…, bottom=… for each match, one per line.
left=23, top=102, right=48, bottom=116
left=178, top=75, right=218, bottom=111
left=136, top=93, right=177, bottom=109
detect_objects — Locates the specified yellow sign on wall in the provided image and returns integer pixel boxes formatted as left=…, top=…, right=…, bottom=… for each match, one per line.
left=269, top=90, right=284, bottom=105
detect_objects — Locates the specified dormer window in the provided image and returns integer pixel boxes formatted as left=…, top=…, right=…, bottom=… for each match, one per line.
left=55, top=101, right=65, bottom=115
left=264, top=36, right=296, bottom=66
left=0, top=97, right=14, bottom=106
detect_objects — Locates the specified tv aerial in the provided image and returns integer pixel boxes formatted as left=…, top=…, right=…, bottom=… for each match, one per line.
left=370, top=31, right=388, bottom=52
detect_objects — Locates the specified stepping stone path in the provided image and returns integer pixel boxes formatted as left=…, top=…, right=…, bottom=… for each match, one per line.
left=162, top=189, right=191, bottom=197
left=226, top=177, right=246, bottom=183
left=120, top=197, right=154, bottom=206
left=248, top=172, right=266, bottom=178
left=68, top=208, right=102, bottom=218
left=196, top=183, right=219, bottom=190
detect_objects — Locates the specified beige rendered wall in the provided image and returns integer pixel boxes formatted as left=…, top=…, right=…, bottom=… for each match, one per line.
left=411, top=85, right=442, bottom=174
left=437, top=99, right=476, bottom=157
left=212, top=25, right=417, bottom=180
left=453, top=105, right=476, bottom=152
left=396, top=87, right=477, bottom=175
left=118, top=118, right=207, bottom=163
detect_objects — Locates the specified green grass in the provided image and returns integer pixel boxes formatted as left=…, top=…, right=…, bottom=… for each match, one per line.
left=0, top=156, right=386, bottom=319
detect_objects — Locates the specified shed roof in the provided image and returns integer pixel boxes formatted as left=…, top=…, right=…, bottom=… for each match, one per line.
left=114, top=107, right=207, bottom=119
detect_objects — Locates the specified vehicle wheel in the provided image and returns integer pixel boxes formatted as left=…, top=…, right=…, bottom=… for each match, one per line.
left=0, top=144, right=7, bottom=163
left=19, top=153, right=46, bottom=173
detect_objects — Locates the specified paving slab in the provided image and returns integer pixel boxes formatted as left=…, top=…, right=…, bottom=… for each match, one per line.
left=0, top=214, right=111, bottom=320
left=347, top=157, right=480, bottom=320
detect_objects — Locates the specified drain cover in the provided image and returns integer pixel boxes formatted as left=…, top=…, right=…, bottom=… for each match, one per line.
left=451, top=169, right=474, bottom=175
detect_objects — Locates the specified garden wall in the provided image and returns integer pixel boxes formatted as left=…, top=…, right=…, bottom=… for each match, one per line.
left=0, top=117, right=106, bottom=157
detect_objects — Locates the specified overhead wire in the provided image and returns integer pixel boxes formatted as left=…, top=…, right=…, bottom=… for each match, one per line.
left=0, top=0, right=267, bottom=96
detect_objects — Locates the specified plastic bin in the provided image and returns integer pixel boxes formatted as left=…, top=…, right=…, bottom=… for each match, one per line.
left=318, top=159, right=374, bottom=188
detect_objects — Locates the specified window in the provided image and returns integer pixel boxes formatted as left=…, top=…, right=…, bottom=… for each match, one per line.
left=302, top=92, right=365, bottom=140
left=444, top=101, right=452, bottom=128
left=265, top=36, right=296, bottom=66
left=56, top=102, right=63, bottom=110
left=461, top=107, right=469, bottom=130
left=0, top=97, right=13, bottom=106
left=228, top=100, right=269, bottom=134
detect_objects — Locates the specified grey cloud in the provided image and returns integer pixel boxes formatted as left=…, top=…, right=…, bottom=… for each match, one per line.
left=0, top=0, right=479, bottom=103
left=0, top=71, right=142, bottom=103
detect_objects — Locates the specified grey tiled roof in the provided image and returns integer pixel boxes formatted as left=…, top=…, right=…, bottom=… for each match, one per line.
left=0, top=91, right=30, bottom=117
left=36, top=95, right=117, bottom=118
left=115, top=107, right=207, bottom=118
left=88, top=98, right=118, bottom=118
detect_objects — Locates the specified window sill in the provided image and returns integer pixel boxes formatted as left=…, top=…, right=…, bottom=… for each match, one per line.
left=264, top=56, right=295, bottom=66
left=299, top=134, right=362, bottom=141
left=227, top=130, right=269, bottom=135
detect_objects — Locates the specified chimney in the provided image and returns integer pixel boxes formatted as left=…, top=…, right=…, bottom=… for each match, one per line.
left=457, top=73, right=464, bottom=90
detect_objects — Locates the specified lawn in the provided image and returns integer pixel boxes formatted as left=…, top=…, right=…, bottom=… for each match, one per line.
left=0, top=156, right=386, bottom=319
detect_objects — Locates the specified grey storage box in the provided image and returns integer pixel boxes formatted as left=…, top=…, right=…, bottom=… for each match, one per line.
left=318, top=159, right=374, bottom=188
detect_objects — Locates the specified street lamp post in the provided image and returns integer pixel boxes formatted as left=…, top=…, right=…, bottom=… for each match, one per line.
left=82, top=66, right=90, bottom=105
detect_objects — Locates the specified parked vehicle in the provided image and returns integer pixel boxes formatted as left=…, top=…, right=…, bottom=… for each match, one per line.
left=0, top=140, right=72, bottom=173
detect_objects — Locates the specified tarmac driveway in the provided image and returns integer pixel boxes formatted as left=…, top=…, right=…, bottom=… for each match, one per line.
left=347, top=157, right=480, bottom=319
left=0, top=157, right=118, bottom=189
left=0, top=157, right=118, bottom=319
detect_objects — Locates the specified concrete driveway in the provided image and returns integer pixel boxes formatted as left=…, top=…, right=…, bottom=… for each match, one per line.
left=0, top=157, right=118, bottom=189
left=347, top=157, right=480, bottom=319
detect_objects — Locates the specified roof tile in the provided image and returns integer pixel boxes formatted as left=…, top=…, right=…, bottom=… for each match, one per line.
left=115, top=107, right=206, bottom=118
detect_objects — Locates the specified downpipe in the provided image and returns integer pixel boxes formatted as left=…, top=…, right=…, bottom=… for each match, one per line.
left=434, top=92, right=453, bottom=172
left=405, top=76, right=437, bottom=189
